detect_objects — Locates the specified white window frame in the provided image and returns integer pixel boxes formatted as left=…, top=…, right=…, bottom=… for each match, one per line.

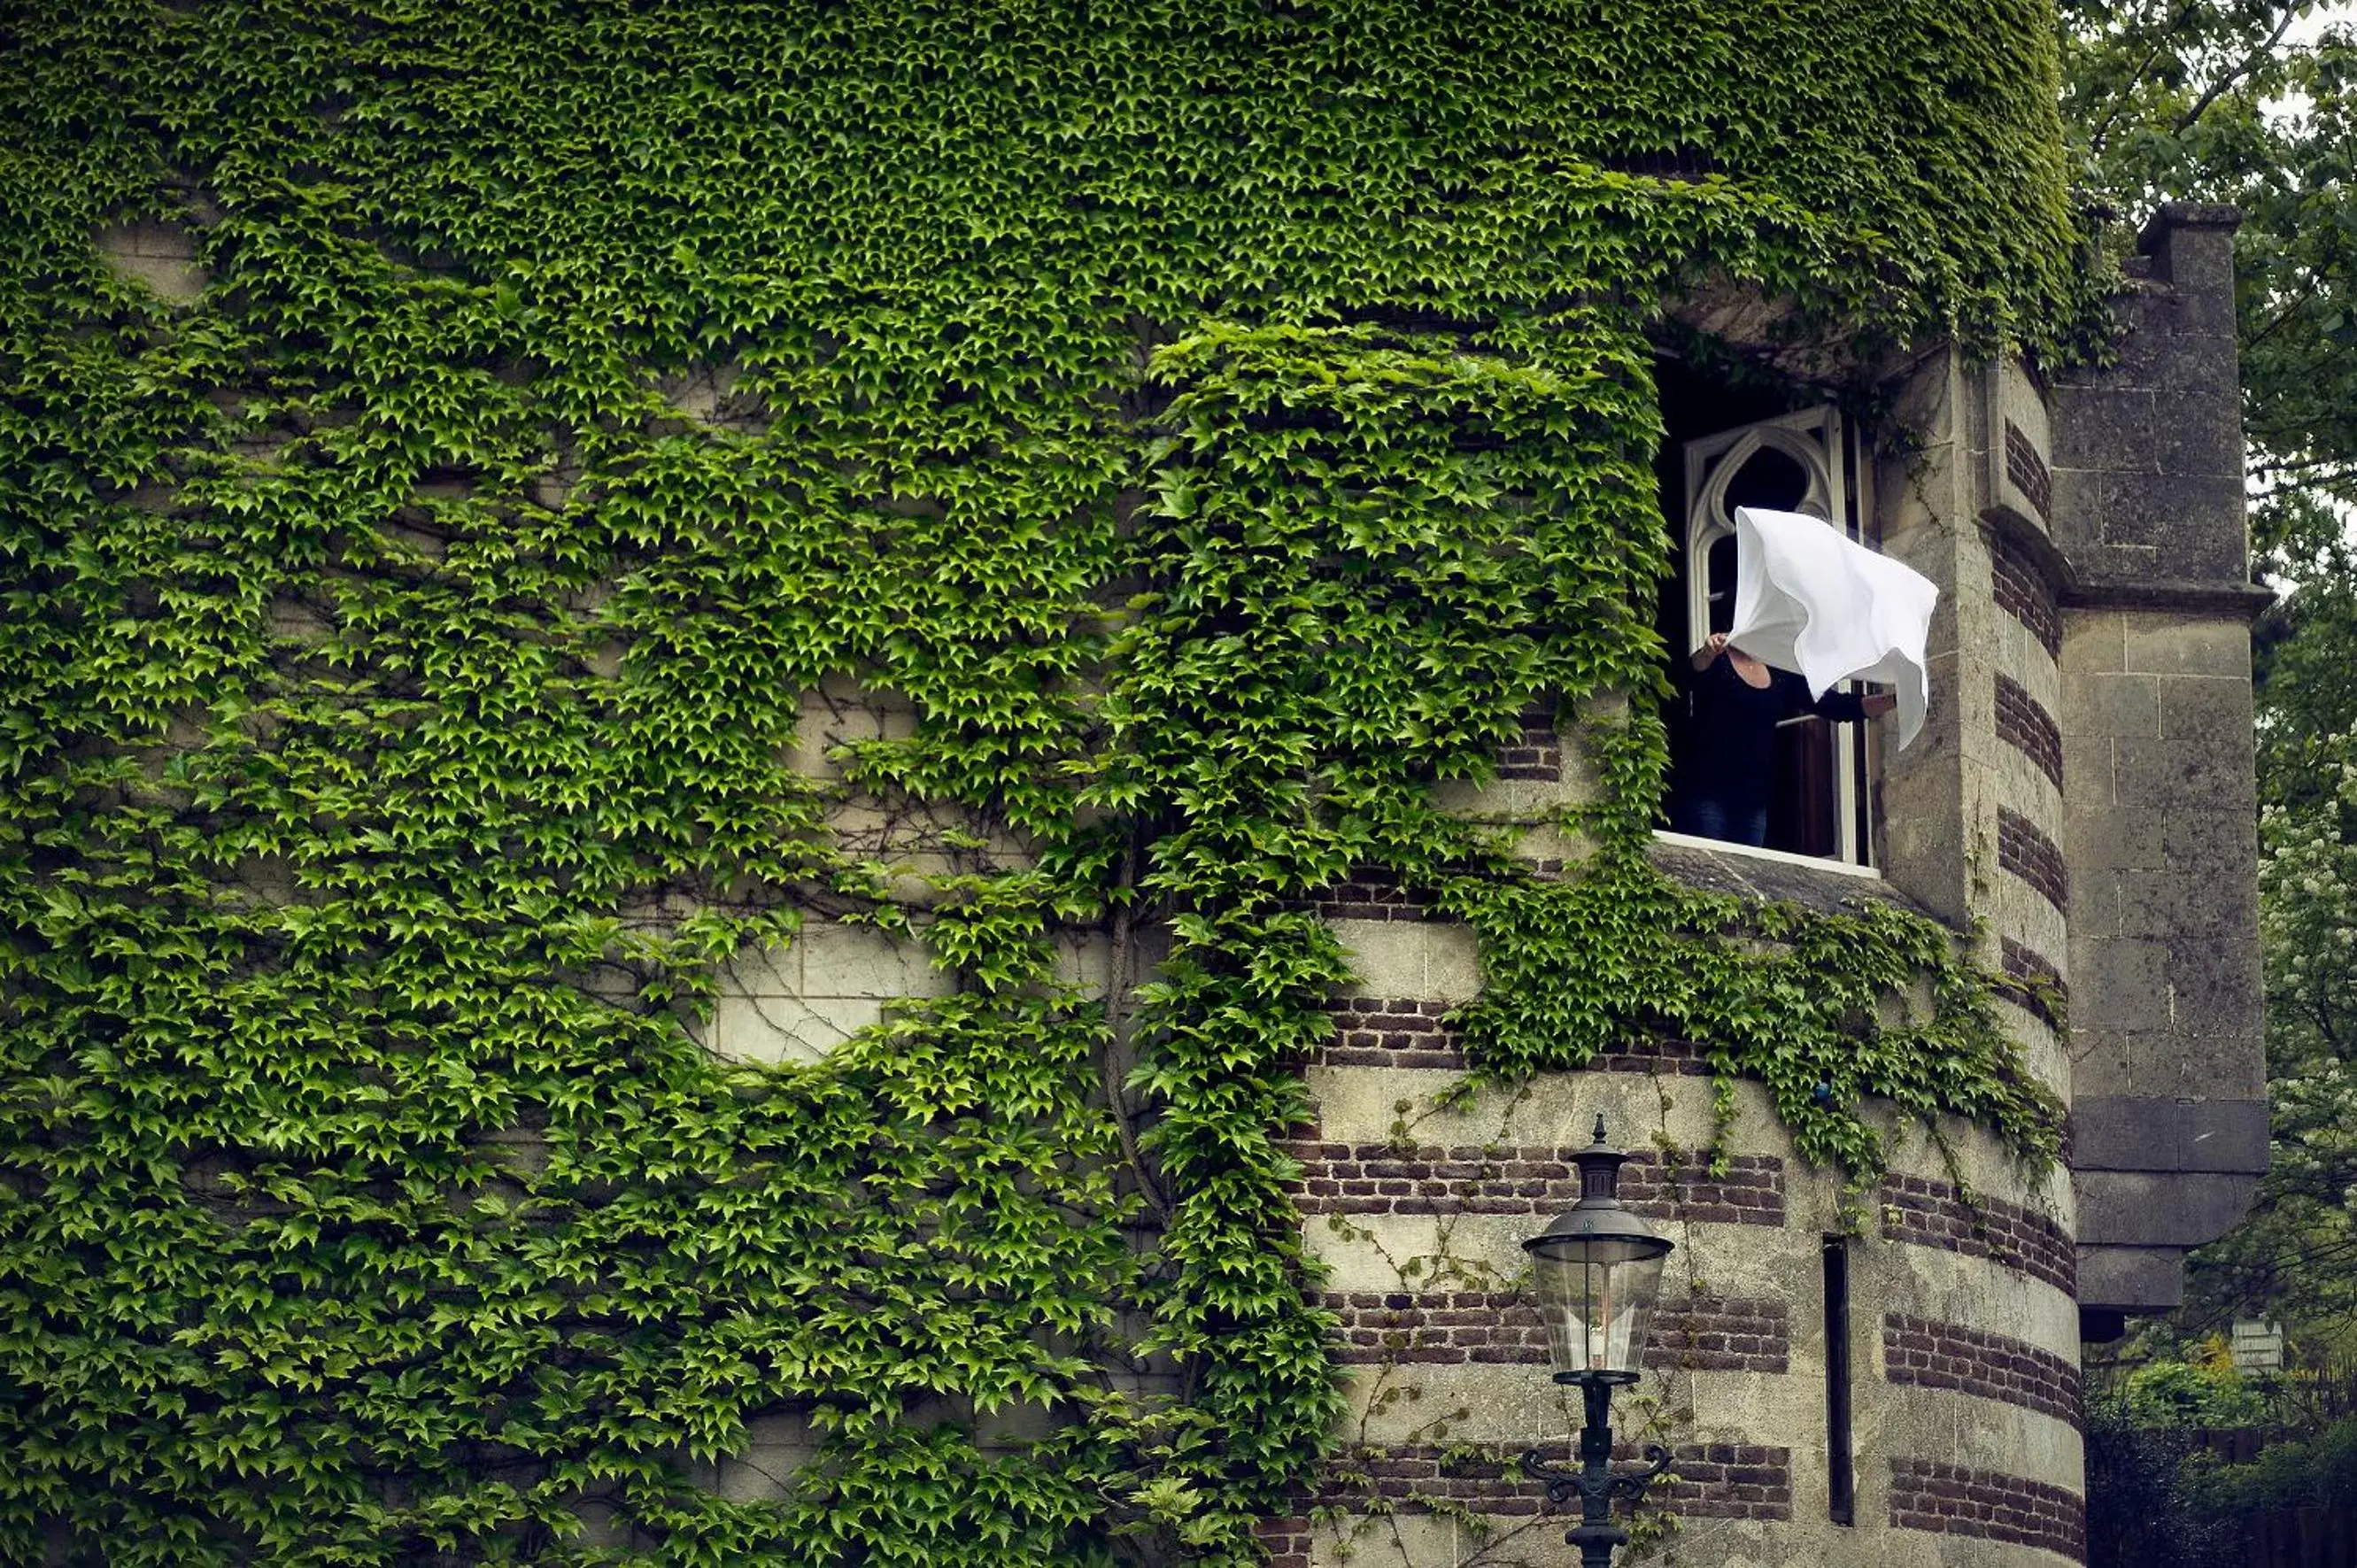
left=1679, top=406, right=1875, bottom=867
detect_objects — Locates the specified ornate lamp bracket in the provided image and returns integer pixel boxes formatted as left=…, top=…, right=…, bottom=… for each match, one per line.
left=1516, top=1373, right=1672, bottom=1566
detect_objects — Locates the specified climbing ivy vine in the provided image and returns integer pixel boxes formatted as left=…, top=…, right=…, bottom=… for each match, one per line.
left=2, top=1, right=2088, bottom=1563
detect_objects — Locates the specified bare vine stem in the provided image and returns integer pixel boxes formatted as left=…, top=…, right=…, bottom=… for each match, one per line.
left=1103, top=824, right=1173, bottom=1227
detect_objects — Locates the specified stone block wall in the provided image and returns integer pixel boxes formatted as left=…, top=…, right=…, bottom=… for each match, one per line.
left=655, top=220, right=2276, bottom=1554
left=1285, top=1043, right=2084, bottom=1568
left=95, top=219, right=209, bottom=303
left=1876, top=350, right=2074, bottom=1117
left=2050, top=206, right=2269, bottom=1314
left=1294, top=682, right=2083, bottom=1568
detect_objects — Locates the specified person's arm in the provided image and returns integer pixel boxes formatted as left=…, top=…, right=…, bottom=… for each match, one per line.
left=1804, top=686, right=1896, bottom=722
left=1766, top=668, right=1896, bottom=722
left=1690, top=631, right=1728, bottom=672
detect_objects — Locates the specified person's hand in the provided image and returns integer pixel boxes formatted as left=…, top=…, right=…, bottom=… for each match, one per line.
left=1690, top=631, right=1729, bottom=671
left=1861, top=691, right=1897, bottom=718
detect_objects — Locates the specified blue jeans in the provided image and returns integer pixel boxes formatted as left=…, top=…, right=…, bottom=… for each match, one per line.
left=1674, top=795, right=1768, bottom=848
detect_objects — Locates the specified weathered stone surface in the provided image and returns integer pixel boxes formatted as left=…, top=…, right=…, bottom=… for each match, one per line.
left=2054, top=218, right=2265, bottom=1322
left=2077, top=1170, right=2263, bottom=1250
left=94, top=220, right=208, bottom=302
left=2070, top=1096, right=2269, bottom=1176
left=2111, top=733, right=2246, bottom=808
left=2161, top=807, right=2260, bottom=869
left=2165, top=940, right=2264, bottom=1037
left=2114, top=866, right=2258, bottom=938
left=2063, top=938, right=2172, bottom=1031
left=2047, top=388, right=2157, bottom=473
left=2079, top=1245, right=2189, bottom=1313
left=2156, top=392, right=2245, bottom=480
left=2064, top=807, right=2164, bottom=871
left=2059, top=672, right=2159, bottom=742
left=1327, top=918, right=1481, bottom=1002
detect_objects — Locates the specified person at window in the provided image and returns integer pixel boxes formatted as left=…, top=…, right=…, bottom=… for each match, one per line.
left=1669, top=632, right=1897, bottom=848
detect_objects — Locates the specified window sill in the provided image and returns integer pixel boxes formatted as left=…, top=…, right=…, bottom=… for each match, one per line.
left=1649, top=830, right=1938, bottom=923
left=1652, top=830, right=1882, bottom=879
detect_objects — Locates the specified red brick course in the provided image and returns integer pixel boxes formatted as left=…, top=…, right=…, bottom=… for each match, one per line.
left=1996, top=673, right=2065, bottom=791
left=1883, top=1312, right=2083, bottom=1428
left=1990, top=527, right=2061, bottom=660
left=1997, top=937, right=2067, bottom=1028
left=1319, top=1289, right=1789, bottom=1373
left=1298, top=870, right=1441, bottom=923
left=1254, top=1516, right=1311, bottom=1568
left=1998, top=806, right=2068, bottom=914
left=1282, top=1143, right=1786, bottom=1227
left=2005, top=421, right=2054, bottom=525
left=1877, top=1172, right=2075, bottom=1296
left=1307, top=1441, right=1793, bottom=1523
left=1889, top=1456, right=2085, bottom=1559
left=1318, top=997, right=1712, bottom=1075
left=1499, top=703, right=1565, bottom=781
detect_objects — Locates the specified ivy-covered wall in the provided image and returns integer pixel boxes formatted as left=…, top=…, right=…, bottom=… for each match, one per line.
left=0, top=2, right=2099, bottom=1563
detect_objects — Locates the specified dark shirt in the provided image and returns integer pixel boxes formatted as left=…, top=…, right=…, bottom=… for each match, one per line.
left=1671, top=655, right=1867, bottom=824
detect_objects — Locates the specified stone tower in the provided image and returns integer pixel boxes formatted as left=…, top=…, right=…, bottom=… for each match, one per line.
left=1251, top=205, right=2266, bottom=1568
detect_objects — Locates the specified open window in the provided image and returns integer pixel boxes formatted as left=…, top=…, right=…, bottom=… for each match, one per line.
left=1657, top=365, right=1876, bottom=865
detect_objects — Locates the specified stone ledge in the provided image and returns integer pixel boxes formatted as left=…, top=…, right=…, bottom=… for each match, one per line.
left=1647, top=834, right=1934, bottom=922
left=2059, top=577, right=2275, bottom=618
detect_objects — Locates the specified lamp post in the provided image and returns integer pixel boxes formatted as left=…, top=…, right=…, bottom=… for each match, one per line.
left=1519, top=1116, right=1674, bottom=1568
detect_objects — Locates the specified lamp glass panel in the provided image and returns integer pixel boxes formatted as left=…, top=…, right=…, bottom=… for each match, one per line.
left=1531, top=1239, right=1667, bottom=1376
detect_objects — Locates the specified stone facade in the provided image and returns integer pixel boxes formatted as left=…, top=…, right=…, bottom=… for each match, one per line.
left=1260, top=206, right=2261, bottom=1567
left=2049, top=206, right=2270, bottom=1318
left=673, top=208, right=2262, bottom=1564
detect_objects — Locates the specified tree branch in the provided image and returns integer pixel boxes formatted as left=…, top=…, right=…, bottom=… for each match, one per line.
left=2170, top=5, right=2303, bottom=138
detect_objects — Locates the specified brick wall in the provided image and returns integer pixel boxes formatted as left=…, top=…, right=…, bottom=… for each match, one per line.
left=1323, top=998, right=1464, bottom=1069
left=1255, top=1516, right=1311, bottom=1568
left=1998, top=807, right=2068, bottom=914
left=1284, top=1143, right=1785, bottom=1225
left=2005, top=421, right=2053, bottom=524
left=1997, top=936, right=2067, bottom=1027
left=1298, top=871, right=1438, bottom=923
left=1499, top=703, right=1565, bottom=781
left=1990, top=529, right=2061, bottom=659
left=1306, top=1441, right=1793, bottom=1524
left=1995, top=674, right=2064, bottom=790
left=1878, top=1173, right=2075, bottom=1295
left=1883, top=1313, right=2082, bottom=1427
left=1318, top=998, right=1711, bottom=1075
left=1889, top=1457, right=2085, bottom=1559
left=1320, top=1289, right=1789, bottom=1373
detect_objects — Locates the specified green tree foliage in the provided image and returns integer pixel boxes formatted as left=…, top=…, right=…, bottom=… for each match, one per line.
left=2063, top=0, right=2357, bottom=1363
left=1, top=1, right=2079, bottom=1561
left=2061, top=0, right=2357, bottom=567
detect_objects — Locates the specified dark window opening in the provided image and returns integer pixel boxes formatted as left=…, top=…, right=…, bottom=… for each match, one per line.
left=1654, top=357, right=1874, bottom=863
left=1717, top=443, right=1812, bottom=519
left=1823, top=1234, right=1856, bottom=1526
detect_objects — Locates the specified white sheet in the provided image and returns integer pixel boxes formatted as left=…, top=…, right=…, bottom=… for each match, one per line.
left=1726, top=506, right=1938, bottom=751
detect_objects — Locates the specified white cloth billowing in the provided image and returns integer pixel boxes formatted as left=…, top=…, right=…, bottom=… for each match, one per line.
left=1726, top=506, right=1938, bottom=751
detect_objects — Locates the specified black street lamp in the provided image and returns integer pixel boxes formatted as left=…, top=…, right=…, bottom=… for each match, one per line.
left=1519, top=1116, right=1675, bottom=1568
